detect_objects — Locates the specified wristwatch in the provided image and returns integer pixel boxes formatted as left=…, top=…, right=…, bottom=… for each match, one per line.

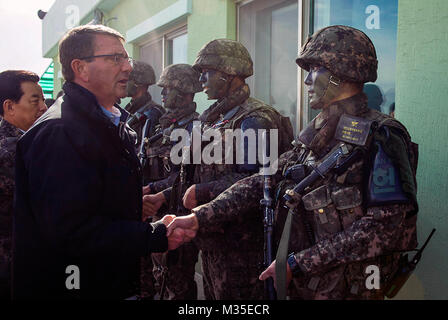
left=287, top=253, right=303, bottom=277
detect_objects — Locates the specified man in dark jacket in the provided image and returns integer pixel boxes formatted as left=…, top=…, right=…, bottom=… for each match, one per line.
left=12, top=25, right=195, bottom=300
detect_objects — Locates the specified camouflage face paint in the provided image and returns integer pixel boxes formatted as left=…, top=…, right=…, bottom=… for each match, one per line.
left=199, top=69, right=230, bottom=100
left=161, top=86, right=188, bottom=109
left=126, top=79, right=138, bottom=97
left=305, top=65, right=342, bottom=110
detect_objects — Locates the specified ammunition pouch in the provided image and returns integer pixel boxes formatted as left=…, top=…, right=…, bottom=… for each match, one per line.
left=302, top=184, right=365, bottom=238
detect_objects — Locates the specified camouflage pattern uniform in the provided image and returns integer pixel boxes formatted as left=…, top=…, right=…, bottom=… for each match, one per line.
left=125, top=60, right=165, bottom=148
left=145, top=64, right=202, bottom=193
left=0, top=119, right=22, bottom=299
left=187, top=39, right=294, bottom=300
left=191, top=26, right=418, bottom=300
left=145, top=64, right=202, bottom=300
left=125, top=61, right=164, bottom=300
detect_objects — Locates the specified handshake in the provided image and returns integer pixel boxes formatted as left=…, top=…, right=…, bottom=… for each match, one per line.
left=159, top=213, right=199, bottom=251
left=142, top=186, right=199, bottom=251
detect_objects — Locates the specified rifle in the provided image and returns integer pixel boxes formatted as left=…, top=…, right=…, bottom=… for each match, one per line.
left=275, top=142, right=352, bottom=300
left=157, top=127, right=195, bottom=299
left=384, top=228, right=436, bottom=298
left=260, top=132, right=277, bottom=300
left=138, top=118, right=151, bottom=168
left=138, top=122, right=166, bottom=175
left=127, top=103, right=149, bottom=129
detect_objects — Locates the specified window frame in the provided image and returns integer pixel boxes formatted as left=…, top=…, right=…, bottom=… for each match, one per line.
left=138, top=23, right=188, bottom=69
left=236, top=0, right=313, bottom=133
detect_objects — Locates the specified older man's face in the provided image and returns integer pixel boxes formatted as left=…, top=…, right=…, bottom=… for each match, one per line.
left=85, top=34, right=132, bottom=105
left=11, top=81, right=47, bottom=131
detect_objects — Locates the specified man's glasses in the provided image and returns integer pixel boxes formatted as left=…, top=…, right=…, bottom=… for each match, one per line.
left=79, top=53, right=134, bottom=66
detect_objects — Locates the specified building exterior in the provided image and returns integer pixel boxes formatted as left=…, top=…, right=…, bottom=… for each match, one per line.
left=41, top=0, right=447, bottom=299
left=394, top=0, right=448, bottom=300
left=39, top=62, right=54, bottom=99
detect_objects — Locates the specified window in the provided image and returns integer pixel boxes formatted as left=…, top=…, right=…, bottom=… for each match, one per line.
left=310, top=0, right=398, bottom=119
left=139, top=25, right=188, bottom=105
left=167, top=32, right=188, bottom=65
left=238, top=0, right=399, bottom=132
left=238, top=0, right=299, bottom=133
left=140, top=38, right=164, bottom=105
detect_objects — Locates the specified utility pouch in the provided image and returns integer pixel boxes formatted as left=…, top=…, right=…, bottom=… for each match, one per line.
left=331, top=186, right=364, bottom=229
left=303, top=185, right=341, bottom=236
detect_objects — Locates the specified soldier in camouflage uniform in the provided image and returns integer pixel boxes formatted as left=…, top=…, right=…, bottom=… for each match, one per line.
left=125, top=60, right=165, bottom=151
left=170, top=26, right=418, bottom=300
left=144, top=39, right=294, bottom=300
left=0, top=70, right=47, bottom=299
left=142, top=64, right=202, bottom=300
left=144, top=64, right=202, bottom=194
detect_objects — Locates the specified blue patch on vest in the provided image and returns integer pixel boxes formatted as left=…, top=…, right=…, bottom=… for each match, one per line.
left=367, top=141, right=409, bottom=206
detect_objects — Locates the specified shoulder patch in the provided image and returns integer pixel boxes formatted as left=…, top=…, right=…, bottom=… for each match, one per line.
left=335, top=114, right=373, bottom=146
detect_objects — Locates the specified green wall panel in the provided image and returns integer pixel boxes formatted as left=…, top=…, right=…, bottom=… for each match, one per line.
left=395, top=0, right=448, bottom=300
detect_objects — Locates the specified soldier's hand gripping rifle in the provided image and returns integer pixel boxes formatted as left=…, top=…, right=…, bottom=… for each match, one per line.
left=260, top=131, right=277, bottom=300
left=275, top=142, right=352, bottom=300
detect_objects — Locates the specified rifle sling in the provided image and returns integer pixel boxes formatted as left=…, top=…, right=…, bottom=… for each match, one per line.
left=275, top=208, right=295, bottom=300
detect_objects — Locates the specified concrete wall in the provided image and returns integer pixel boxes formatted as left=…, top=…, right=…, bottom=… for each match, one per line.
left=395, top=0, right=448, bottom=299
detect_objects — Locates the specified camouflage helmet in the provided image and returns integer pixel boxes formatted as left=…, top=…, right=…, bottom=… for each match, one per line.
left=193, top=39, right=253, bottom=79
left=129, top=60, right=156, bottom=85
left=296, top=25, right=378, bottom=83
left=157, top=64, right=202, bottom=94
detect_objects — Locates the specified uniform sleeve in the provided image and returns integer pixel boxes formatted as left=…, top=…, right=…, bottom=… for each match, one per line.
left=292, top=203, right=414, bottom=276
left=194, top=116, right=274, bottom=204
left=193, top=174, right=265, bottom=233
left=193, top=150, right=291, bottom=232
left=149, top=168, right=180, bottom=194
left=194, top=171, right=253, bottom=204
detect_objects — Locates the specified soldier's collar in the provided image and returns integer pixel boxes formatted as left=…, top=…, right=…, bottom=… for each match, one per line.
left=299, top=93, right=368, bottom=156
left=129, top=92, right=152, bottom=110
left=327, top=92, right=369, bottom=117
left=313, top=92, right=368, bottom=130
left=199, top=83, right=250, bottom=123
left=177, top=111, right=198, bottom=126
left=222, top=105, right=240, bottom=121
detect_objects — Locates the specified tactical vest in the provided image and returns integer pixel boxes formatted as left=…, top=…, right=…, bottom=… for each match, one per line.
left=145, top=113, right=197, bottom=183
left=274, top=108, right=418, bottom=299
left=196, top=97, right=294, bottom=184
